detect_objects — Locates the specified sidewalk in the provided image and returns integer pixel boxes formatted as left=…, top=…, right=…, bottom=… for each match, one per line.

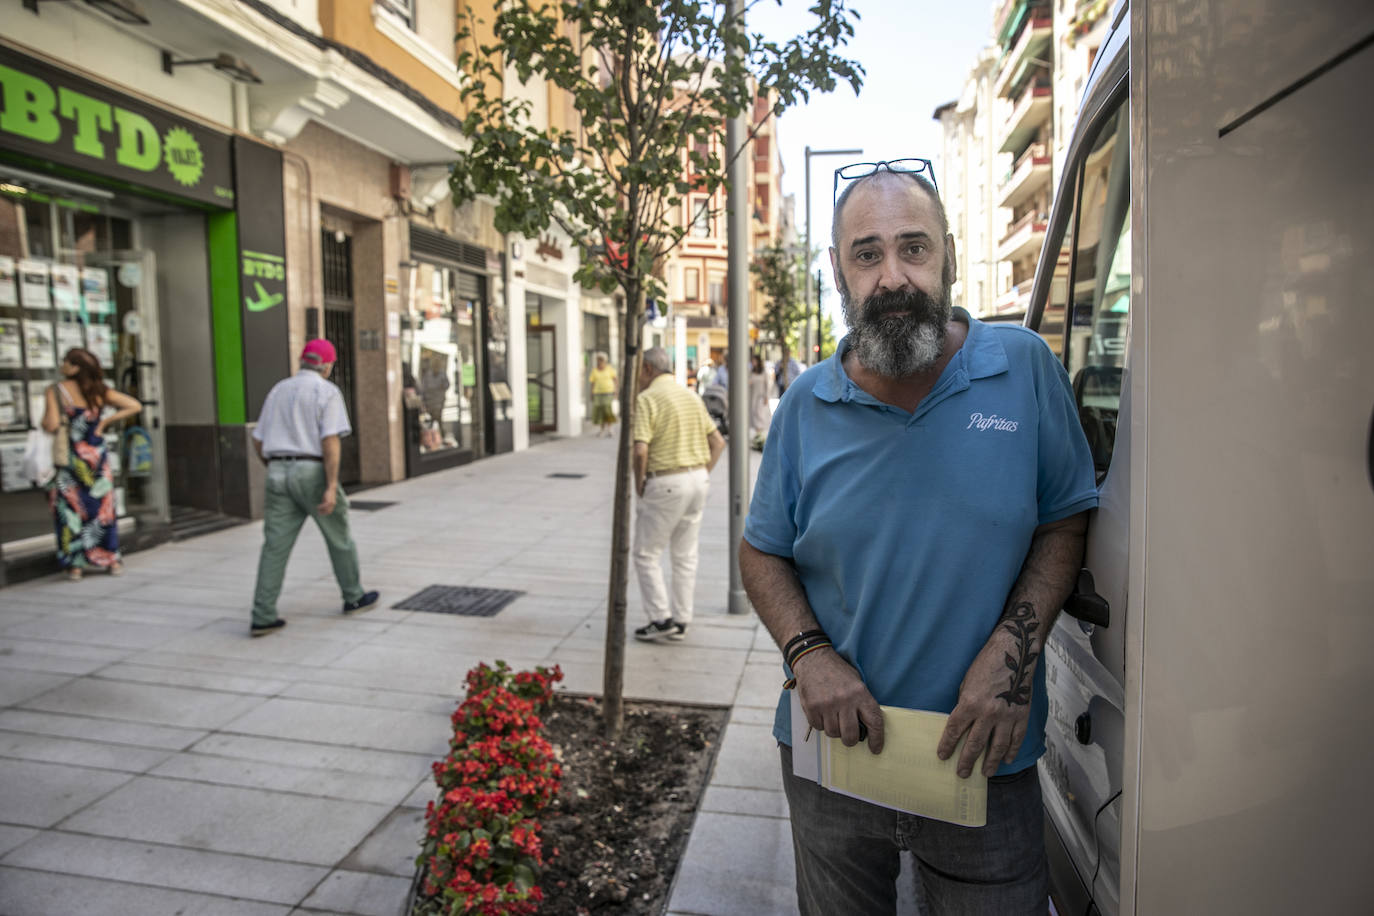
left=0, top=434, right=797, bottom=915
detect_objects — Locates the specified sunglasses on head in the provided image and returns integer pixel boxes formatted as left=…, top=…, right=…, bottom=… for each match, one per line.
left=833, top=159, right=938, bottom=205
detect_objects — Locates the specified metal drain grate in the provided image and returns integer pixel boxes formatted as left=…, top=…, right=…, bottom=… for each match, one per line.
left=393, top=585, right=524, bottom=617
left=348, top=500, right=398, bottom=512
left=547, top=472, right=586, bottom=479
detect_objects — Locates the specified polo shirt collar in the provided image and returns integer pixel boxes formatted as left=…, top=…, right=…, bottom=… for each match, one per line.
left=813, top=307, right=1010, bottom=405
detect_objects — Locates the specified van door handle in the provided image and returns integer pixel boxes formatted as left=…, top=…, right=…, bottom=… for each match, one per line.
left=1063, top=568, right=1110, bottom=627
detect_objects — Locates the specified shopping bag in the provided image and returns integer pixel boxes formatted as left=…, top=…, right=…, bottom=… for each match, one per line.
left=21, top=428, right=55, bottom=487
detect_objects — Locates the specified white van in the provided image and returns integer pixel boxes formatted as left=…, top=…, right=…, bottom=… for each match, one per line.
left=1026, top=2, right=1374, bottom=913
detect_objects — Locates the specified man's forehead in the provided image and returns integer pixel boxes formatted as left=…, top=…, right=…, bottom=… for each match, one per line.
left=834, top=174, right=942, bottom=243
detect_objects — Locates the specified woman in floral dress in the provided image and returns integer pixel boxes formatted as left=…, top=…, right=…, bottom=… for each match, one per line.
left=41, top=347, right=142, bottom=580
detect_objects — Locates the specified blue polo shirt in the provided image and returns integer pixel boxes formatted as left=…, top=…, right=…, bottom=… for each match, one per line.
left=744, top=310, right=1098, bottom=774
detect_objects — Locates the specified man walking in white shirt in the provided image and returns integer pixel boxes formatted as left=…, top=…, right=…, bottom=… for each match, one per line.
left=248, top=339, right=378, bottom=636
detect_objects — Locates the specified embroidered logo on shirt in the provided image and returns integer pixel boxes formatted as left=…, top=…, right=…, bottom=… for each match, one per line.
left=967, top=412, right=1019, bottom=432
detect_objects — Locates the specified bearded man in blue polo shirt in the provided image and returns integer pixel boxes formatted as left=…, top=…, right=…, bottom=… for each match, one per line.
left=740, top=162, right=1097, bottom=914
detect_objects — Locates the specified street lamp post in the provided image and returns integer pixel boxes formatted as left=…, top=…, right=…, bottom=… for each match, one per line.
left=804, top=145, right=862, bottom=363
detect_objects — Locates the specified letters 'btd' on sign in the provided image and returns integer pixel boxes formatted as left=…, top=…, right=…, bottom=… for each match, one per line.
left=0, top=46, right=234, bottom=208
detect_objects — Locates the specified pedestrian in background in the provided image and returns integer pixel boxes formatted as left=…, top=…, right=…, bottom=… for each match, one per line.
left=248, top=339, right=378, bottom=637
left=632, top=346, right=725, bottom=642
left=41, top=347, right=142, bottom=580
left=589, top=352, right=618, bottom=437
left=777, top=344, right=804, bottom=396
left=748, top=352, right=773, bottom=445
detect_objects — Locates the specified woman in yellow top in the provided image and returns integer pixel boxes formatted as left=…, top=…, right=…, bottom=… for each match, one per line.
left=588, top=352, right=618, bottom=437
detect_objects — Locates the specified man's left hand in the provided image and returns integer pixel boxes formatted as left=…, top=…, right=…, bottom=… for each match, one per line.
left=937, top=626, right=1034, bottom=778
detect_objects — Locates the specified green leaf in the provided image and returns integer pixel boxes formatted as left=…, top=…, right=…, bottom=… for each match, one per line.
left=512, top=863, right=536, bottom=892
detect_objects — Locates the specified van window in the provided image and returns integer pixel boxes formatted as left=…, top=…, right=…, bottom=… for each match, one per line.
left=1063, top=103, right=1130, bottom=478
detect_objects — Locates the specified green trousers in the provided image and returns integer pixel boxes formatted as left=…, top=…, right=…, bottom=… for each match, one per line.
left=250, top=460, right=363, bottom=625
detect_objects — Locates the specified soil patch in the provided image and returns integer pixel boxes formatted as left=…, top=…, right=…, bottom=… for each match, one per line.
left=538, top=694, right=729, bottom=914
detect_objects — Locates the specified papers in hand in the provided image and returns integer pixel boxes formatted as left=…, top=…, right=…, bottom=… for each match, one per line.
left=790, top=691, right=988, bottom=827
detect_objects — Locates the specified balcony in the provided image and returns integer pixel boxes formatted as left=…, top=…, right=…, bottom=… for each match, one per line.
left=999, top=82, right=1052, bottom=154
left=993, top=283, right=1032, bottom=317
left=998, top=144, right=1052, bottom=209
left=995, top=12, right=1053, bottom=98
left=997, top=209, right=1048, bottom=263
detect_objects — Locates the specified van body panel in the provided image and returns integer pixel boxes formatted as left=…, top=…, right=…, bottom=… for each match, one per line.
left=1035, top=2, right=1374, bottom=913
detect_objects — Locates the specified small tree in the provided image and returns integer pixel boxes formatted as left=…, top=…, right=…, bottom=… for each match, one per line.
left=751, top=242, right=807, bottom=353
left=450, top=0, right=861, bottom=739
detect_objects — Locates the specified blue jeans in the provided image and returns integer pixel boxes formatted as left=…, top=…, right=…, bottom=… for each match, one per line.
left=779, top=744, right=1048, bottom=915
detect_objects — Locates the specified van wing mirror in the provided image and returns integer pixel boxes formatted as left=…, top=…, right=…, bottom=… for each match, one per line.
left=1063, top=568, right=1110, bottom=627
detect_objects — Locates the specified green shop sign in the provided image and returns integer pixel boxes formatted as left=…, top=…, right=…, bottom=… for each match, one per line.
left=0, top=46, right=233, bottom=208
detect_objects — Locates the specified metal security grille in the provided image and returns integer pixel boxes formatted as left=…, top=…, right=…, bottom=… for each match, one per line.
left=394, top=585, right=524, bottom=617
left=410, top=223, right=489, bottom=271
left=321, top=231, right=353, bottom=300
left=348, top=500, right=397, bottom=512
left=547, top=473, right=586, bottom=479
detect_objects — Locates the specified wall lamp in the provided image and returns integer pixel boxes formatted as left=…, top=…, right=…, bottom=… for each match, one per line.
left=162, top=51, right=263, bottom=84
left=22, top=0, right=150, bottom=25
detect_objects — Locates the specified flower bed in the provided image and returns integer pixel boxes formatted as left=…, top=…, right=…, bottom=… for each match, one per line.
left=415, top=661, right=564, bottom=916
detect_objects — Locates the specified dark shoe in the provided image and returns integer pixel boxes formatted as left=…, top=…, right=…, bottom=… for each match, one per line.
left=343, top=590, right=380, bottom=615
left=634, top=619, right=686, bottom=642
left=251, top=619, right=286, bottom=638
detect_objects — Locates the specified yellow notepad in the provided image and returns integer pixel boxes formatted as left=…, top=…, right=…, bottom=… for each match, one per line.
left=790, top=691, right=988, bottom=827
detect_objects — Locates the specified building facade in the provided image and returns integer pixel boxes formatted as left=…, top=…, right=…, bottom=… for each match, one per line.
left=0, top=0, right=527, bottom=573
left=935, top=0, right=1114, bottom=350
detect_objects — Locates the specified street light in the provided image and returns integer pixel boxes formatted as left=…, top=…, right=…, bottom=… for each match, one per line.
left=804, top=146, right=862, bottom=364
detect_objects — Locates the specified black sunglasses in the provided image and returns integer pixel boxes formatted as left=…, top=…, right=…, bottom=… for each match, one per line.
left=833, top=158, right=938, bottom=205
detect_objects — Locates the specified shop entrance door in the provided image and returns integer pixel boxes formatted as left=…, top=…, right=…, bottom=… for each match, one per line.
left=84, top=250, right=170, bottom=527
left=321, top=230, right=360, bottom=485
left=526, top=325, right=557, bottom=433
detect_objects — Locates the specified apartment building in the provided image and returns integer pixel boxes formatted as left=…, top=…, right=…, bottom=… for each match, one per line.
left=0, top=0, right=522, bottom=565
left=935, top=0, right=1115, bottom=350
left=657, top=91, right=784, bottom=376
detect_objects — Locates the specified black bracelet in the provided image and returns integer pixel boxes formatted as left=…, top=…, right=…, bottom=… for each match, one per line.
left=783, top=628, right=828, bottom=660
left=785, top=635, right=833, bottom=671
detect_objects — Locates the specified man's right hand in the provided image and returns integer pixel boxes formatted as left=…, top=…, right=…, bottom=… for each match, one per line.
left=793, top=648, right=885, bottom=754
left=317, top=487, right=337, bottom=516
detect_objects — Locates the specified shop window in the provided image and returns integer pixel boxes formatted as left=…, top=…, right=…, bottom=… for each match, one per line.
left=684, top=268, right=700, bottom=301
left=402, top=260, right=480, bottom=457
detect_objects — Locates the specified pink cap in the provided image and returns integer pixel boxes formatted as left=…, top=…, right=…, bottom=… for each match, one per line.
left=301, top=338, right=337, bottom=366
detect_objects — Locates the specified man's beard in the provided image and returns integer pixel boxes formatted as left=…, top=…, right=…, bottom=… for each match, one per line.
left=839, top=274, right=953, bottom=378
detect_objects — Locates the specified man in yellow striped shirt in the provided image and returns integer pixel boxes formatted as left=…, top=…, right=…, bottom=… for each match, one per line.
left=632, top=347, right=726, bottom=642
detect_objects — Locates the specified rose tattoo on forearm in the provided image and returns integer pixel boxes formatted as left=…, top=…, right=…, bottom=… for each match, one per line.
left=996, top=601, right=1040, bottom=707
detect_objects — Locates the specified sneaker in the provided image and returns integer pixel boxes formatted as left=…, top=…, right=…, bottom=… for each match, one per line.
left=251, top=619, right=286, bottom=638
left=634, top=619, right=686, bottom=642
left=343, top=590, right=380, bottom=615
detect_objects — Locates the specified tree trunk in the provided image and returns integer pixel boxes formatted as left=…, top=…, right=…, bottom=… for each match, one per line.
left=602, top=286, right=644, bottom=741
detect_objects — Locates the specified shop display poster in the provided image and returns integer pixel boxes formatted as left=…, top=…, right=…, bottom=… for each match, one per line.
left=0, top=380, right=24, bottom=428
left=81, top=267, right=111, bottom=315
left=51, top=264, right=80, bottom=311
left=19, top=259, right=51, bottom=309
left=87, top=324, right=114, bottom=367
left=23, top=319, right=56, bottom=368
left=56, top=322, right=85, bottom=358
left=0, top=317, right=21, bottom=368
left=29, top=390, right=48, bottom=429
left=0, top=255, right=16, bottom=306
left=1, top=440, right=32, bottom=492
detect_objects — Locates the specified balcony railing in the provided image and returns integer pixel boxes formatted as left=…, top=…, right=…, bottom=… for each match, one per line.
left=995, top=12, right=1053, bottom=98
left=998, top=143, right=1052, bottom=209
left=999, top=82, right=1052, bottom=154
left=997, top=209, right=1049, bottom=262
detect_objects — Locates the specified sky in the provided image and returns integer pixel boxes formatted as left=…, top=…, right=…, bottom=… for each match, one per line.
left=745, top=0, right=996, bottom=334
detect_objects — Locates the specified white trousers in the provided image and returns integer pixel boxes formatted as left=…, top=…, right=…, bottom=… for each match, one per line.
left=633, top=468, right=710, bottom=625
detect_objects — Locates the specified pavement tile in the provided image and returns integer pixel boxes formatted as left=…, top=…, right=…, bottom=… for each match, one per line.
left=20, top=678, right=269, bottom=730
left=0, top=730, right=176, bottom=773
left=666, top=812, right=797, bottom=916
left=0, top=825, right=39, bottom=857
left=700, top=785, right=790, bottom=819
left=59, top=777, right=392, bottom=865
left=736, top=661, right=788, bottom=707
left=222, top=697, right=450, bottom=757
left=0, top=615, right=190, bottom=650
left=149, top=751, right=420, bottom=805
left=299, top=869, right=412, bottom=916
left=709, top=722, right=785, bottom=791
left=364, top=625, right=564, bottom=659
left=94, top=662, right=291, bottom=696
left=0, top=867, right=291, bottom=916
left=0, top=709, right=206, bottom=750
left=338, top=806, right=427, bottom=877
left=729, top=704, right=781, bottom=727
left=277, top=680, right=453, bottom=715
left=0, top=637, right=131, bottom=675
left=0, top=669, right=71, bottom=707
left=1, top=832, right=327, bottom=904
left=0, top=759, right=133, bottom=827
left=185, top=733, right=434, bottom=779
left=147, top=624, right=360, bottom=667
